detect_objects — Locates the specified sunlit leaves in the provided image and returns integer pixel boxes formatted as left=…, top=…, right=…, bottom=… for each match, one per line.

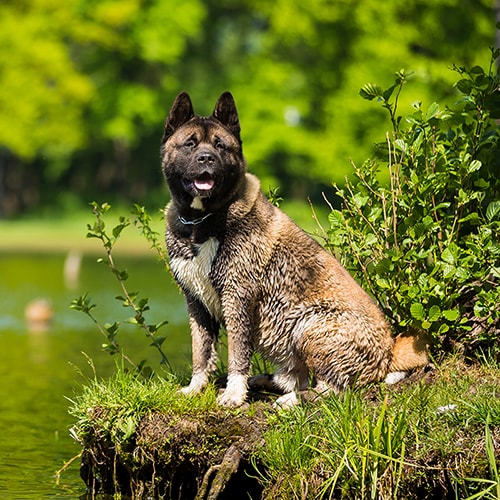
left=328, top=52, right=500, bottom=356
left=0, top=3, right=93, bottom=159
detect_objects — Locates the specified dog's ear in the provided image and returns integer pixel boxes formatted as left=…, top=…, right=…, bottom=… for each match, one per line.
left=163, top=92, right=195, bottom=143
left=213, top=91, right=241, bottom=143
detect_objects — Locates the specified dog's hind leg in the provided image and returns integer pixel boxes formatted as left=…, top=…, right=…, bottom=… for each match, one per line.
left=274, top=380, right=334, bottom=408
left=270, top=362, right=310, bottom=408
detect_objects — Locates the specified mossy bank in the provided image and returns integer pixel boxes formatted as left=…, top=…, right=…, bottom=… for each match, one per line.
left=68, top=357, right=500, bottom=499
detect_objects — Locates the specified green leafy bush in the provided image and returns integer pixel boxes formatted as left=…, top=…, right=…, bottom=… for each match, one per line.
left=328, top=49, right=500, bottom=358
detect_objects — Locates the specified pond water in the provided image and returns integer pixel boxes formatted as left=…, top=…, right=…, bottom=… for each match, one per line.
left=0, top=251, right=190, bottom=498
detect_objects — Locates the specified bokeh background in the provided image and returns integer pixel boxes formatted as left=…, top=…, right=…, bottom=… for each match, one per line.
left=0, top=0, right=498, bottom=219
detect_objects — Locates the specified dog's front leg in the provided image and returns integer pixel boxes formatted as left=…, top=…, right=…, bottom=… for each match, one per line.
left=217, top=317, right=252, bottom=407
left=180, top=301, right=219, bottom=395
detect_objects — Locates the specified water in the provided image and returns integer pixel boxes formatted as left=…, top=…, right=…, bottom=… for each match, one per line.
left=0, top=252, right=190, bottom=498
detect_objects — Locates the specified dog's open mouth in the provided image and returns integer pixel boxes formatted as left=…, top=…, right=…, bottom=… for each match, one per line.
left=193, top=173, right=215, bottom=192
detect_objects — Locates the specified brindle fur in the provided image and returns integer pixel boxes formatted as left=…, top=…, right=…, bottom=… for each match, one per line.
left=161, top=92, right=428, bottom=407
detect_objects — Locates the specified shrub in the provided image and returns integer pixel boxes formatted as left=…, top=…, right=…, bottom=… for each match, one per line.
left=327, top=49, right=500, bottom=358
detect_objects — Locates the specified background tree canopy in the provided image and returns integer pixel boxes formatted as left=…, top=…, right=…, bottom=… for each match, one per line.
left=0, top=0, right=497, bottom=216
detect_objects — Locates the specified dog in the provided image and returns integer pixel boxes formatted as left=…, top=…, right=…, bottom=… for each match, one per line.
left=161, top=91, right=428, bottom=407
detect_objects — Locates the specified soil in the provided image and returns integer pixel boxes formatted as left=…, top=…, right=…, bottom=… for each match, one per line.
left=79, top=390, right=273, bottom=499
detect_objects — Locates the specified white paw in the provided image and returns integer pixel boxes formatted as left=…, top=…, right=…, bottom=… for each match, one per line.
left=178, top=373, right=208, bottom=395
left=217, top=373, right=247, bottom=407
left=178, top=385, right=197, bottom=395
left=274, top=392, right=300, bottom=409
left=385, top=371, right=408, bottom=385
left=217, top=390, right=246, bottom=407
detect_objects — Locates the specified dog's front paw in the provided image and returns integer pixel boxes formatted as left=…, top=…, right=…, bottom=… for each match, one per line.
left=216, top=390, right=246, bottom=407
left=178, top=373, right=208, bottom=396
left=178, top=385, right=197, bottom=396
left=217, top=373, right=247, bottom=407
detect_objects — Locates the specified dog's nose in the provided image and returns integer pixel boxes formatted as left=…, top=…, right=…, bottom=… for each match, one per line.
left=197, top=152, right=215, bottom=165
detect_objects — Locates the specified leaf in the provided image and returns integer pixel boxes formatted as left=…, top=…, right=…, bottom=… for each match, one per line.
left=455, top=79, right=472, bottom=94
left=486, top=200, right=500, bottom=222
left=328, top=210, right=345, bottom=227
left=455, top=267, right=470, bottom=280
left=376, top=278, right=391, bottom=289
left=467, top=159, right=482, bottom=173
left=112, top=222, right=129, bottom=239
left=438, top=323, right=450, bottom=334
left=459, top=212, right=480, bottom=225
left=105, top=322, right=119, bottom=335
left=382, top=84, right=397, bottom=101
left=469, top=65, right=485, bottom=75
left=394, top=139, right=407, bottom=153
left=441, top=247, right=456, bottom=265
left=442, top=263, right=456, bottom=279
left=365, top=233, right=378, bottom=246
left=353, top=193, right=369, bottom=207
left=473, top=178, right=490, bottom=189
left=138, top=298, right=149, bottom=309
left=410, top=303, right=425, bottom=320
left=155, top=320, right=169, bottom=330
left=150, top=336, right=166, bottom=348
left=375, top=258, right=393, bottom=274
left=425, top=102, right=440, bottom=121
left=442, top=309, right=460, bottom=321
left=428, top=305, right=441, bottom=322
left=359, top=83, right=384, bottom=101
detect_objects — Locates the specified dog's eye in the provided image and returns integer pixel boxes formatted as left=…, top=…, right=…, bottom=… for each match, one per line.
left=214, top=139, right=226, bottom=150
left=183, top=138, right=197, bottom=149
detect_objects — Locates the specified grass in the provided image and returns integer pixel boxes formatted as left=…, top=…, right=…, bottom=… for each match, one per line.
left=260, top=356, right=500, bottom=499
left=68, top=368, right=218, bottom=446
left=68, top=356, right=500, bottom=499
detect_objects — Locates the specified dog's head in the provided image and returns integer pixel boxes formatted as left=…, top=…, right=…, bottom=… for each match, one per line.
left=161, top=92, right=246, bottom=212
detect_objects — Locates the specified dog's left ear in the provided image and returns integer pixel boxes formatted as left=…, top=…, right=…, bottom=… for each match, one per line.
left=162, top=92, right=195, bottom=144
left=213, top=92, right=241, bottom=143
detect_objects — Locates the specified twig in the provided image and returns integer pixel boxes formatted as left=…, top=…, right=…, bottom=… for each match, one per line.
left=308, top=196, right=332, bottom=251
left=55, top=452, right=83, bottom=484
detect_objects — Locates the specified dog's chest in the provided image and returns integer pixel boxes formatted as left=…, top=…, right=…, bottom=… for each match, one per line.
left=169, top=237, right=223, bottom=321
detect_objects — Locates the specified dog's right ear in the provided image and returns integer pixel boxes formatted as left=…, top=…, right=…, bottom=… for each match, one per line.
left=213, top=91, right=241, bottom=144
left=162, top=92, right=195, bottom=143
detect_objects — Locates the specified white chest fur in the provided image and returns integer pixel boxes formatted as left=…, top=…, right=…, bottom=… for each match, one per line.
left=170, top=237, right=223, bottom=321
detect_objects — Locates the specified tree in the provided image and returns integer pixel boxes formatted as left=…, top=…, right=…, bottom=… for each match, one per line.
left=0, top=0, right=496, bottom=215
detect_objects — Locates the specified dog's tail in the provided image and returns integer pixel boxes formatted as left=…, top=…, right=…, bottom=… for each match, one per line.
left=385, top=330, right=430, bottom=385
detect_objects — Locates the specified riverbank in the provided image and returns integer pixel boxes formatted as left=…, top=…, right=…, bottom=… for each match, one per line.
left=0, top=210, right=164, bottom=256
left=68, top=356, right=500, bottom=499
left=0, top=200, right=328, bottom=256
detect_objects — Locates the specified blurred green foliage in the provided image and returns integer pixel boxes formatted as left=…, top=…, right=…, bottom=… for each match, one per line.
left=0, top=0, right=496, bottom=215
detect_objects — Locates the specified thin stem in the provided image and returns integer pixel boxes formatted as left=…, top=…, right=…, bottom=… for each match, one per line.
left=105, top=248, right=173, bottom=371
left=387, top=132, right=400, bottom=251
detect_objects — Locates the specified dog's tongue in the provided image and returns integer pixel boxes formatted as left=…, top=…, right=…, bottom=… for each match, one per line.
left=194, top=176, right=215, bottom=191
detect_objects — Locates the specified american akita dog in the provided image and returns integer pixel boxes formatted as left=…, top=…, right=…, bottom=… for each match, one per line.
left=161, top=91, right=428, bottom=407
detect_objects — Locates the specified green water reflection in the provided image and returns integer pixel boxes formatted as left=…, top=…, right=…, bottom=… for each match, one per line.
left=0, top=252, right=189, bottom=498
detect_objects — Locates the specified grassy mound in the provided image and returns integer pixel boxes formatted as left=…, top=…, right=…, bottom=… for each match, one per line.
left=68, top=357, right=499, bottom=499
